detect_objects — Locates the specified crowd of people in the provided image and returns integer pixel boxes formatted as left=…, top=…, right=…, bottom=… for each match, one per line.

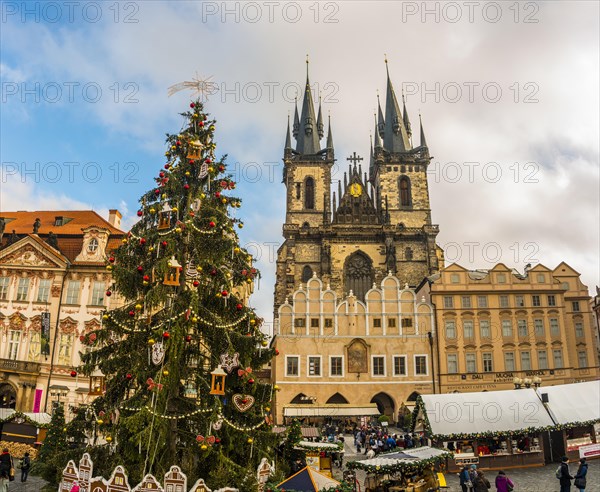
left=353, top=425, right=428, bottom=455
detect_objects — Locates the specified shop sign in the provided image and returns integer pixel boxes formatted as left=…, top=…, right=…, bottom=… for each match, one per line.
left=579, top=443, right=600, bottom=459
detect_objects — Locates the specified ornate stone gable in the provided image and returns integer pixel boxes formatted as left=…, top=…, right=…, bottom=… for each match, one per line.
left=1, top=244, right=60, bottom=268
left=75, top=227, right=110, bottom=263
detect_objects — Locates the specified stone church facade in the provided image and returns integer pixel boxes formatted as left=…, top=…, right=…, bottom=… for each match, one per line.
left=271, top=65, right=443, bottom=424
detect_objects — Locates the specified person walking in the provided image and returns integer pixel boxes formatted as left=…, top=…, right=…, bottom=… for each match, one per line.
left=574, top=457, right=588, bottom=492
left=473, top=470, right=491, bottom=491
left=558, top=456, right=574, bottom=492
left=459, top=465, right=473, bottom=492
left=0, top=448, right=13, bottom=492
left=494, top=470, right=514, bottom=492
left=20, top=452, right=31, bottom=482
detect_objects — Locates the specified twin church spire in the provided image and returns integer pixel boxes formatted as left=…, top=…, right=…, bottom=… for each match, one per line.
left=285, top=58, right=427, bottom=155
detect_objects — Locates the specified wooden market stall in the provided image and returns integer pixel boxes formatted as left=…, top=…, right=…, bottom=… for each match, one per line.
left=538, top=380, right=600, bottom=461
left=347, top=446, right=451, bottom=492
left=295, top=440, right=344, bottom=478
left=412, top=389, right=555, bottom=472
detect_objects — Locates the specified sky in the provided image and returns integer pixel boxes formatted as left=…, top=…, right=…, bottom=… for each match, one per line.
left=1, top=1, right=599, bottom=335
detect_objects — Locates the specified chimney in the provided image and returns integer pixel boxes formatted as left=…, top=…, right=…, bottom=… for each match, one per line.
left=108, top=209, right=122, bottom=229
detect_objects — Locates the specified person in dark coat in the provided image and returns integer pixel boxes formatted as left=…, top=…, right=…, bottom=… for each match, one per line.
left=459, top=465, right=472, bottom=492
left=20, top=452, right=31, bottom=482
left=559, top=456, right=574, bottom=492
left=473, top=470, right=491, bottom=491
left=0, top=448, right=13, bottom=491
left=574, top=457, right=588, bottom=492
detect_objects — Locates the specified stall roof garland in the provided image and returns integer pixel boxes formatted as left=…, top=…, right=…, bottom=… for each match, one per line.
left=0, top=410, right=50, bottom=428
left=294, top=440, right=343, bottom=452
left=346, top=448, right=453, bottom=474
left=410, top=396, right=598, bottom=441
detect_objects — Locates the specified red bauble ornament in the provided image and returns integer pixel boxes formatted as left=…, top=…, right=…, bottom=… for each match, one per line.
left=176, top=140, right=181, bottom=146
left=184, top=184, right=190, bottom=190
left=215, top=437, right=221, bottom=443
left=164, top=163, right=171, bottom=169
left=221, top=290, right=228, bottom=297
left=236, top=303, right=243, bottom=311
left=79, top=335, right=85, bottom=342
left=129, top=310, right=135, bottom=317
left=137, top=266, right=143, bottom=272
left=248, top=378, right=255, bottom=384
left=215, top=192, right=221, bottom=198
left=154, top=189, right=160, bottom=195
left=137, top=210, right=143, bottom=217
left=185, top=335, right=192, bottom=342
left=161, top=241, right=168, bottom=247
left=241, top=269, right=248, bottom=276
left=199, top=121, right=205, bottom=127
left=143, top=275, right=150, bottom=281
left=205, top=158, right=212, bottom=164
left=219, top=165, right=225, bottom=172
left=210, top=269, right=217, bottom=276
left=108, top=257, right=115, bottom=263
left=140, top=238, right=146, bottom=245
left=193, top=280, right=200, bottom=287
left=159, top=172, right=165, bottom=178
left=105, top=290, right=112, bottom=297
left=209, top=221, right=216, bottom=228
left=126, top=373, right=132, bottom=380
left=220, top=180, right=228, bottom=188
left=190, top=102, right=195, bottom=108
left=70, top=370, right=77, bottom=377
left=162, top=331, right=170, bottom=339
left=189, top=211, right=195, bottom=217
left=275, top=349, right=280, bottom=356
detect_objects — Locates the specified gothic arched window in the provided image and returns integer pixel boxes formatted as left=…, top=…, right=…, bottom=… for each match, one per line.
left=302, top=265, right=313, bottom=283
left=344, top=252, right=374, bottom=302
left=399, top=176, right=411, bottom=207
left=305, top=177, right=315, bottom=210
left=405, top=247, right=413, bottom=261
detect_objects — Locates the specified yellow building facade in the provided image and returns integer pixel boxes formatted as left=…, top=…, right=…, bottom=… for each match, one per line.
left=272, top=274, right=437, bottom=425
left=419, top=262, right=600, bottom=393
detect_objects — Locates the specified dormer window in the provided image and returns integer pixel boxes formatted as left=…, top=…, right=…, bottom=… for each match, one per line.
left=54, top=216, right=63, bottom=226
left=87, top=238, right=99, bottom=253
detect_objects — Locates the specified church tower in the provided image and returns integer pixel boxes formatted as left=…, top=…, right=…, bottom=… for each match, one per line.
left=274, top=62, right=443, bottom=317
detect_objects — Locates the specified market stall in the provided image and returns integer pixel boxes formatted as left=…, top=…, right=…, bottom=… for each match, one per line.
left=0, top=409, right=51, bottom=460
left=538, top=380, right=600, bottom=461
left=295, top=440, right=344, bottom=477
left=412, top=389, right=554, bottom=472
left=347, top=446, right=451, bottom=492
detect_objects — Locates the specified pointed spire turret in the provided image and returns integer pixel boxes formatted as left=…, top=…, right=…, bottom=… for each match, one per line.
left=377, top=92, right=385, bottom=138
left=373, top=113, right=382, bottom=149
left=419, top=113, right=428, bottom=148
left=317, top=97, right=324, bottom=140
left=402, top=92, right=412, bottom=138
left=292, top=99, right=299, bottom=138
left=383, top=58, right=411, bottom=152
left=295, top=57, right=321, bottom=154
left=326, top=114, right=334, bottom=150
left=284, top=114, right=292, bottom=150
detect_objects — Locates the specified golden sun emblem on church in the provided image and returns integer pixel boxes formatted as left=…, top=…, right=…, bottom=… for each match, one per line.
left=349, top=183, right=362, bottom=197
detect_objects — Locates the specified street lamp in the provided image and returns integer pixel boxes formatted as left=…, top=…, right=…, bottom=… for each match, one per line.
left=523, top=378, right=532, bottom=389
left=513, top=377, right=523, bottom=389
left=533, top=376, right=542, bottom=388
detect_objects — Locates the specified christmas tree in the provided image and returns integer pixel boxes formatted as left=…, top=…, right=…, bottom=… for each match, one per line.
left=73, top=99, right=277, bottom=489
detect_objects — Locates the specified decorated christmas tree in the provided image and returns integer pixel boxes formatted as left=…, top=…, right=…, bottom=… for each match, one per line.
left=72, top=98, right=277, bottom=489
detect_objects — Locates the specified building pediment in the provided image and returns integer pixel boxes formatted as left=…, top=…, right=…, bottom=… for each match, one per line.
left=74, top=227, right=110, bottom=263
left=0, top=236, right=67, bottom=269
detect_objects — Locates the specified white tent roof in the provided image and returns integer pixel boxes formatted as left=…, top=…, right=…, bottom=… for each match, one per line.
left=0, top=409, right=51, bottom=425
left=355, top=446, right=448, bottom=467
left=420, top=389, right=554, bottom=436
left=538, top=380, right=600, bottom=425
left=297, top=440, right=341, bottom=450
left=283, top=404, right=380, bottom=417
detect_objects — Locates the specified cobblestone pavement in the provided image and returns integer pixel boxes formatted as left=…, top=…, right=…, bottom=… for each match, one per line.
left=2, top=473, right=48, bottom=491
left=337, top=434, right=600, bottom=492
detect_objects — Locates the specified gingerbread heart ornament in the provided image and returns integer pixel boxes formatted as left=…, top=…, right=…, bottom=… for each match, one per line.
left=232, top=394, right=255, bottom=412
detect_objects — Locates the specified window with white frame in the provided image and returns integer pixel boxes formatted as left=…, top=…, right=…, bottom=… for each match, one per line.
left=578, top=350, right=588, bottom=368
left=461, top=296, right=471, bottom=308
left=8, top=330, right=21, bottom=360
left=37, top=278, right=51, bottom=303
left=532, top=295, right=541, bottom=307
left=65, top=280, right=81, bottom=304
left=547, top=295, right=556, bottom=306
left=414, top=355, right=427, bottom=375
left=480, top=320, right=491, bottom=338
left=499, top=295, right=509, bottom=308
left=393, top=355, right=407, bottom=376
left=502, top=319, right=513, bottom=337
left=553, top=349, right=563, bottom=368
left=89, top=281, right=105, bottom=306
left=465, top=353, right=476, bottom=373
left=28, top=332, right=41, bottom=361
left=520, top=351, right=531, bottom=370
left=477, top=295, right=488, bottom=308
left=443, top=296, right=453, bottom=308
left=58, top=334, right=73, bottom=365
left=330, top=356, right=343, bottom=377
left=0, top=277, right=9, bottom=300
left=482, top=352, right=493, bottom=372
left=504, top=352, right=515, bottom=371
left=463, top=320, right=474, bottom=339
left=534, top=319, right=544, bottom=336
left=575, top=322, right=584, bottom=338
left=447, top=354, right=458, bottom=374
left=285, top=356, right=299, bottom=377
left=517, top=319, right=528, bottom=337
left=537, top=350, right=548, bottom=369
left=372, top=356, right=385, bottom=376
left=550, top=318, right=560, bottom=336
left=16, top=277, right=29, bottom=301
left=308, top=356, right=321, bottom=376
left=444, top=320, right=456, bottom=339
